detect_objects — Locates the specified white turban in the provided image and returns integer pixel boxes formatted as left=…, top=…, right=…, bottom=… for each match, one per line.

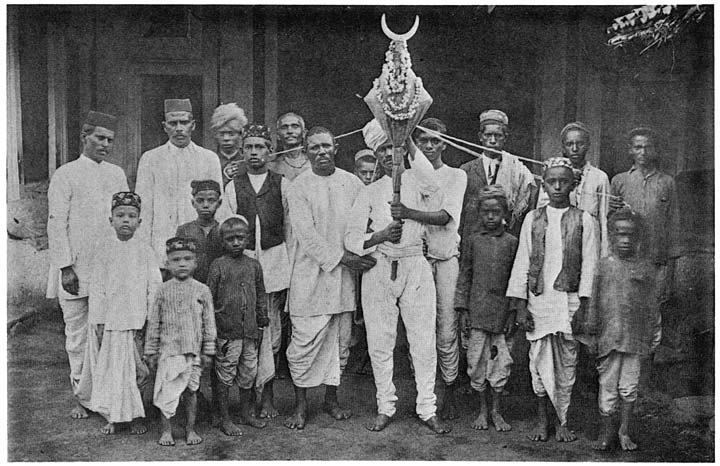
left=362, top=119, right=389, bottom=152
left=211, top=103, right=248, bottom=132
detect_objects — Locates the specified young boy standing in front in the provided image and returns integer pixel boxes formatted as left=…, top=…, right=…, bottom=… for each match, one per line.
left=455, top=186, right=518, bottom=432
left=207, top=216, right=269, bottom=436
left=506, top=157, right=599, bottom=443
left=145, top=237, right=217, bottom=446
left=589, top=209, right=661, bottom=451
left=82, top=192, right=161, bottom=435
left=176, top=179, right=224, bottom=284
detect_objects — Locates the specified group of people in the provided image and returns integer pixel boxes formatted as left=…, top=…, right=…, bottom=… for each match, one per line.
left=46, top=98, right=678, bottom=452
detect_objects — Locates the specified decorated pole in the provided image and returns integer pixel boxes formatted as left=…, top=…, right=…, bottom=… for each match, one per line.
left=364, top=14, right=433, bottom=280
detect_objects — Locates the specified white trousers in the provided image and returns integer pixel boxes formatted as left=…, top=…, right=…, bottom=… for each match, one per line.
left=363, top=254, right=438, bottom=421
left=59, top=297, right=88, bottom=394
left=428, top=257, right=460, bottom=385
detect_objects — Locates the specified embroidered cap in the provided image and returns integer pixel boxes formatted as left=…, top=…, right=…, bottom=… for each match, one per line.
left=190, top=179, right=221, bottom=195
left=166, top=237, right=198, bottom=254
left=111, top=191, right=141, bottom=211
left=164, top=99, right=192, bottom=114
left=560, top=121, right=591, bottom=140
left=244, top=123, right=272, bottom=142
left=542, top=156, right=574, bottom=175
left=85, top=111, right=117, bottom=132
left=354, top=148, right=376, bottom=162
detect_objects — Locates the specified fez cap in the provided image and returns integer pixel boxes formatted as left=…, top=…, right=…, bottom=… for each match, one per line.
left=166, top=237, right=197, bottom=254
left=111, top=191, right=141, bottom=211
left=478, top=109, right=509, bottom=127
left=164, top=99, right=192, bottom=114
left=354, top=148, right=376, bottom=162
left=244, top=123, right=272, bottom=141
left=85, top=111, right=117, bottom=132
left=190, top=179, right=221, bottom=195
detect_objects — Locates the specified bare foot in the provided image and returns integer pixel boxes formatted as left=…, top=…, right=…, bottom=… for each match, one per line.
left=618, top=431, right=637, bottom=451
left=423, top=415, right=452, bottom=434
left=100, top=422, right=115, bottom=435
left=491, top=410, right=512, bottom=432
left=71, top=402, right=89, bottom=419
left=324, top=402, right=352, bottom=420
left=158, top=430, right=175, bottom=446
left=186, top=429, right=203, bottom=445
left=441, top=393, right=460, bottom=420
left=471, top=412, right=488, bottom=430
left=593, top=415, right=615, bottom=450
left=555, top=424, right=577, bottom=442
left=258, top=401, right=279, bottom=419
left=240, top=412, right=267, bottom=429
left=366, top=414, right=392, bottom=432
left=130, top=419, right=147, bottom=435
left=220, top=419, right=243, bottom=436
left=528, top=422, right=548, bottom=441
left=284, top=409, right=307, bottom=430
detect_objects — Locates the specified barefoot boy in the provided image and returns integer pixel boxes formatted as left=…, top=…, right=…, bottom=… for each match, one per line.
left=207, top=217, right=269, bottom=436
left=145, top=237, right=217, bottom=446
left=455, top=185, right=518, bottom=432
left=589, top=209, right=661, bottom=451
left=82, top=192, right=161, bottom=435
left=506, top=157, right=598, bottom=442
left=176, top=179, right=224, bottom=284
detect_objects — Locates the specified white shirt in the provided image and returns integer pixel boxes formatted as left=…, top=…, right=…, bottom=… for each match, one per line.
left=46, top=155, right=129, bottom=299
left=286, top=168, right=364, bottom=317
left=423, top=164, right=467, bottom=260
left=217, top=174, right=291, bottom=294
left=482, top=154, right=500, bottom=184
left=506, top=206, right=599, bottom=341
left=135, top=141, right=222, bottom=265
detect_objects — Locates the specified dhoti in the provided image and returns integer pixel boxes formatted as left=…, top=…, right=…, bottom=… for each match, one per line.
left=363, top=253, right=438, bottom=421
left=153, top=354, right=202, bottom=419
left=286, top=312, right=352, bottom=388
left=528, top=332, right=578, bottom=425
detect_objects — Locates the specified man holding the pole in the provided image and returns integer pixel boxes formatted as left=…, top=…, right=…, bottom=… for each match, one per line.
left=345, top=119, right=451, bottom=434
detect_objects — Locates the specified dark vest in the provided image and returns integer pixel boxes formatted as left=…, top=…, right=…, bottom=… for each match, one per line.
left=232, top=169, right=284, bottom=250
left=528, top=206, right=584, bottom=295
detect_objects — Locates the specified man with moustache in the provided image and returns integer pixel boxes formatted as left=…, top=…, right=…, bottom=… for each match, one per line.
left=268, top=112, right=309, bottom=181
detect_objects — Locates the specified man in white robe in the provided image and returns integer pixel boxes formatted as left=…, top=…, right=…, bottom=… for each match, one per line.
left=283, top=127, right=376, bottom=430
left=46, top=111, right=128, bottom=419
left=135, top=98, right=222, bottom=268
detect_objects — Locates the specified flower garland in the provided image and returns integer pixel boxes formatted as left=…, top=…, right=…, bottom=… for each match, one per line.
left=374, top=41, right=423, bottom=121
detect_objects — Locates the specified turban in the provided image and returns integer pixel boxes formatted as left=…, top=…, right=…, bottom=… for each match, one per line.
left=164, top=99, right=192, bottom=114
left=211, top=103, right=247, bottom=131
left=560, top=121, right=591, bottom=140
left=362, top=119, right=389, bottom=152
left=190, top=179, right=221, bottom=195
left=166, top=236, right=198, bottom=254
left=244, top=123, right=272, bottom=142
left=354, top=149, right=376, bottom=162
left=111, top=191, right=141, bottom=211
left=478, top=109, right=509, bottom=127
left=85, top=111, right=117, bottom=132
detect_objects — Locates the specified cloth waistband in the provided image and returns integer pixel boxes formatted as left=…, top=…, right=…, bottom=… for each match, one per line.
left=376, top=243, right=424, bottom=259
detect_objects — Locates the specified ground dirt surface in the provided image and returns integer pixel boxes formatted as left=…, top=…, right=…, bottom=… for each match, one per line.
left=8, top=318, right=714, bottom=461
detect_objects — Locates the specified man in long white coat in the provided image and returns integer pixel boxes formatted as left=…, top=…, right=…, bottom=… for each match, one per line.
left=283, top=127, right=376, bottom=430
left=46, top=111, right=129, bottom=418
left=135, top=99, right=222, bottom=269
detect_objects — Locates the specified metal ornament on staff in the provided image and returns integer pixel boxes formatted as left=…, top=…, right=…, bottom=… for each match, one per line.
left=363, top=14, right=433, bottom=280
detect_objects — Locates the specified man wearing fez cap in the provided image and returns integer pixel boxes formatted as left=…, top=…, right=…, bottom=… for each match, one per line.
left=135, top=98, right=222, bottom=269
left=46, top=110, right=129, bottom=419
left=459, top=109, right=535, bottom=239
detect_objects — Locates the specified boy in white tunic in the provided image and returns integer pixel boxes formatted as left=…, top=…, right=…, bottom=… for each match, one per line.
left=46, top=110, right=128, bottom=419
left=82, top=192, right=161, bottom=435
left=507, top=157, right=598, bottom=443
